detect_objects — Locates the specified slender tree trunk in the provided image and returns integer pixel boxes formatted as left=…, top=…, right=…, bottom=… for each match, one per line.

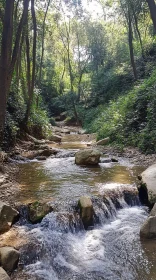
left=25, top=0, right=37, bottom=126
left=146, top=0, right=156, bottom=32
left=25, top=35, right=31, bottom=125
left=133, top=13, right=144, bottom=58
left=0, top=0, right=14, bottom=144
left=39, top=0, right=51, bottom=82
left=31, top=0, right=37, bottom=96
left=128, top=9, right=137, bottom=80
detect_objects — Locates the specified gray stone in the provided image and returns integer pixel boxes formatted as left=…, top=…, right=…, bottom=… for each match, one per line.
left=75, top=149, right=101, bottom=165
left=0, top=247, right=20, bottom=272
left=140, top=216, right=156, bottom=239
left=139, top=164, right=156, bottom=204
left=150, top=203, right=156, bottom=216
left=96, top=137, right=110, bottom=146
left=0, top=202, right=19, bottom=234
left=0, top=267, right=10, bottom=280
left=78, top=196, right=94, bottom=229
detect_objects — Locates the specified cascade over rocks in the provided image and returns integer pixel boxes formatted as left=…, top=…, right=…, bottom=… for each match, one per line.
left=0, top=202, right=19, bottom=234
left=78, top=196, right=94, bottom=229
left=138, top=164, right=156, bottom=205
left=28, top=201, right=53, bottom=224
left=0, top=247, right=20, bottom=272
left=75, top=149, right=101, bottom=165
left=0, top=267, right=10, bottom=280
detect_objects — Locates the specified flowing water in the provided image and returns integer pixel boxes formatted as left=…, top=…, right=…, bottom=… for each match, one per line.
left=3, top=133, right=156, bottom=280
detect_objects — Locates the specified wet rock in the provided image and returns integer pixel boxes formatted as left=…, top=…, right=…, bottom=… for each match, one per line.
left=34, top=144, right=49, bottom=150
left=62, top=129, right=70, bottom=134
left=140, top=216, right=156, bottom=239
left=26, top=134, right=46, bottom=145
left=140, top=203, right=156, bottom=239
left=96, top=137, right=110, bottom=146
left=0, top=247, right=20, bottom=272
left=36, top=156, right=47, bottom=161
left=150, top=203, right=156, bottom=216
left=21, top=148, right=57, bottom=160
left=28, top=201, right=53, bottom=224
left=0, top=202, right=19, bottom=234
left=49, top=134, right=62, bottom=143
left=39, top=148, right=57, bottom=157
left=78, top=196, right=94, bottom=229
left=100, top=158, right=111, bottom=163
left=75, top=149, right=101, bottom=165
left=0, top=267, right=10, bottom=280
left=138, top=164, right=156, bottom=205
left=111, top=158, right=118, bottom=163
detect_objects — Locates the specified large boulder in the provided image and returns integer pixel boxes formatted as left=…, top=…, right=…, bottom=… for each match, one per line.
left=78, top=196, right=94, bottom=229
left=96, top=137, right=110, bottom=146
left=28, top=201, right=53, bottom=224
left=0, top=202, right=19, bottom=234
left=75, top=149, right=101, bottom=165
left=0, top=267, right=10, bottom=280
left=139, top=164, right=156, bottom=205
left=0, top=247, right=20, bottom=272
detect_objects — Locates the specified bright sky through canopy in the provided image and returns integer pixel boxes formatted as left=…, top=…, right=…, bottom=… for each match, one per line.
left=83, top=0, right=103, bottom=19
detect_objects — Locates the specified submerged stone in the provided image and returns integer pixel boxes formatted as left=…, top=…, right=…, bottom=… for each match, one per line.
left=28, top=201, right=53, bottom=224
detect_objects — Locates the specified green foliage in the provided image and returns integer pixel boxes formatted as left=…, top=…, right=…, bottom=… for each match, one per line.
left=84, top=69, right=156, bottom=153
left=3, top=92, right=26, bottom=148
left=28, top=105, right=52, bottom=139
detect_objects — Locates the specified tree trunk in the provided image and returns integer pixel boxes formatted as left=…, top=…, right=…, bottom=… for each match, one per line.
left=0, top=0, right=14, bottom=144
left=0, top=0, right=29, bottom=144
left=39, top=0, right=51, bottom=83
left=146, top=0, right=156, bottom=32
left=128, top=9, right=137, bottom=80
left=31, top=0, right=37, bottom=96
left=25, top=35, right=31, bottom=125
left=133, top=12, right=144, bottom=58
left=25, top=0, right=37, bottom=126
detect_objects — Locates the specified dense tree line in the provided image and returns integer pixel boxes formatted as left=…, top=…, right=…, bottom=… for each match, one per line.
left=0, top=0, right=156, bottom=151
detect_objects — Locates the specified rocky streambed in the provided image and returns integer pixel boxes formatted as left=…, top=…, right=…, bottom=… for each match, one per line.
left=0, top=126, right=156, bottom=279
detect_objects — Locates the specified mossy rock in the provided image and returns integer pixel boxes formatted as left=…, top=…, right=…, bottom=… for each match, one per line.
left=28, top=201, right=53, bottom=224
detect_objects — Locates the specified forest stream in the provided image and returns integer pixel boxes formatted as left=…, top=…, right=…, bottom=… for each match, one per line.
left=1, top=130, right=156, bottom=280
